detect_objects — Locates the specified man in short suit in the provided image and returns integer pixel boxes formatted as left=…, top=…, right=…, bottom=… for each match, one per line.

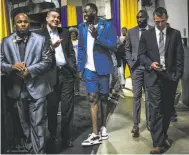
left=138, top=7, right=184, bottom=153
left=77, top=3, right=117, bottom=146
left=37, top=10, right=76, bottom=148
left=1, top=13, right=53, bottom=153
left=125, top=10, right=153, bottom=137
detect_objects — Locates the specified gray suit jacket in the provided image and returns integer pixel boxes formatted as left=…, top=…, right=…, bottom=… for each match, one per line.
left=1, top=32, right=53, bottom=99
left=125, top=25, right=153, bottom=70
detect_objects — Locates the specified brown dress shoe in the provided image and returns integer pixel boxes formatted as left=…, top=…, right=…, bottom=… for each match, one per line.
left=150, top=146, right=166, bottom=154
left=131, top=126, right=139, bottom=137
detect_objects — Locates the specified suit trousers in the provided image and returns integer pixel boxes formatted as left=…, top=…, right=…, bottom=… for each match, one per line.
left=147, top=75, right=178, bottom=147
left=47, top=90, right=59, bottom=137
left=131, top=65, right=151, bottom=124
left=16, top=95, right=47, bottom=154
left=55, top=65, right=75, bottom=143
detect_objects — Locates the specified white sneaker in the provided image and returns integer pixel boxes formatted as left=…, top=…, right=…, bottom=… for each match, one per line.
left=100, top=126, right=109, bottom=140
left=81, top=133, right=102, bottom=146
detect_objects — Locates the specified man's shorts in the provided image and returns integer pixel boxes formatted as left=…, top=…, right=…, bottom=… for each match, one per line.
left=83, top=68, right=110, bottom=94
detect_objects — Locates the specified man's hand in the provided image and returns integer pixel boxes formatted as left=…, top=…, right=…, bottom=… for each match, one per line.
left=88, top=24, right=98, bottom=39
left=151, top=62, right=162, bottom=71
left=50, top=39, right=63, bottom=49
left=12, top=62, right=25, bottom=71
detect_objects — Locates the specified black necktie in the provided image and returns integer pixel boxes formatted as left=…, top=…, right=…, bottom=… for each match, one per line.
left=18, top=41, right=26, bottom=62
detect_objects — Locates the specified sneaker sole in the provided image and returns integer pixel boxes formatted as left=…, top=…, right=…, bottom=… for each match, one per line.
left=101, top=135, right=109, bottom=140
left=82, top=140, right=102, bottom=146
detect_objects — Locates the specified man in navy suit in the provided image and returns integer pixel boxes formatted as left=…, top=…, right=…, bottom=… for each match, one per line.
left=77, top=3, right=117, bottom=146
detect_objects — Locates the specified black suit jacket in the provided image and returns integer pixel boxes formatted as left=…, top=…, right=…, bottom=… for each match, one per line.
left=35, top=27, right=76, bottom=86
left=138, top=27, right=184, bottom=87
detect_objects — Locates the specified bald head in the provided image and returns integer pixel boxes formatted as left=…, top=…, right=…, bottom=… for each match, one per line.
left=14, top=13, right=30, bottom=23
left=14, top=13, right=30, bottom=36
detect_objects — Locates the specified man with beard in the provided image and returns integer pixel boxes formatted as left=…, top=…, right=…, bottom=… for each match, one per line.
left=125, top=10, right=153, bottom=137
left=1, top=13, right=53, bottom=153
left=77, top=3, right=117, bottom=146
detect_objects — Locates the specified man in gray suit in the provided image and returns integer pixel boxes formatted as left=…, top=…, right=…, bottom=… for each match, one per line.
left=1, top=13, right=53, bottom=153
left=125, top=10, right=153, bottom=137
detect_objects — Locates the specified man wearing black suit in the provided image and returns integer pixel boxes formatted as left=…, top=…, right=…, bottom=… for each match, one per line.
left=37, top=10, right=76, bottom=148
left=139, top=7, right=184, bottom=153
left=125, top=10, right=153, bottom=137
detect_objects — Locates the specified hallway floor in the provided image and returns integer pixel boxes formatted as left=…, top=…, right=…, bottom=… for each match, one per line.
left=97, top=97, right=189, bottom=154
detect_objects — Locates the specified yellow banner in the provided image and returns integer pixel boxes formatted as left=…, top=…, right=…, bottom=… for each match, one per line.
left=67, top=5, right=77, bottom=26
left=0, top=0, right=8, bottom=41
left=120, top=0, right=138, bottom=78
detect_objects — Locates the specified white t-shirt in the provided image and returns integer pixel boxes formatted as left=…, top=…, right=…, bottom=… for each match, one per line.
left=85, top=24, right=98, bottom=71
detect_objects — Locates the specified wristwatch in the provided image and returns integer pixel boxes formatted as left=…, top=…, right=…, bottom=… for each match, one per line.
left=23, top=67, right=28, bottom=72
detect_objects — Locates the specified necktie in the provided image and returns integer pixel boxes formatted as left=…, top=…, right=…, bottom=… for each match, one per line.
left=159, top=31, right=165, bottom=56
left=140, top=28, right=146, bottom=38
left=159, top=31, right=166, bottom=69
left=18, top=41, right=25, bottom=62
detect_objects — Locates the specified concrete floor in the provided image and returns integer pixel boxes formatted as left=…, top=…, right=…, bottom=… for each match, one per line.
left=97, top=96, right=189, bottom=154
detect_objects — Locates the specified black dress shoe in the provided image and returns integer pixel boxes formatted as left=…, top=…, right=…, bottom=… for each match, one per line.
left=164, top=138, right=172, bottom=148
left=62, top=141, right=74, bottom=148
left=150, top=147, right=166, bottom=154
left=131, top=126, right=139, bottom=137
left=171, top=116, right=177, bottom=122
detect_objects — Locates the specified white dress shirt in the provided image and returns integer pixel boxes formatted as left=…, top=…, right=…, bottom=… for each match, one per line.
left=155, top=27, right=167, bottom=69
left=47, top=25, right=66, bottom=66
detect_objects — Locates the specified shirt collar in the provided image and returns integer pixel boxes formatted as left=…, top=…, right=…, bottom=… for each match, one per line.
left=155, top=26, right=167, bottom=35
left=47, top=25, right=58, bottom=34
left=139, top=25, right=149, bottom=31
left=15, top=33, right=28, bottom=43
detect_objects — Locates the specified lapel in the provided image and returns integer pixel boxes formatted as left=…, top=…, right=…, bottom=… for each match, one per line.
left=24, top=32, right=35, bottom=62
left=11, top=33, right=21, bottom=62
left=83, top=22, right=88, bottom=49
left=97, top=18, right=105, bottom=38
left=151, top=28, right=160, bottom=61
left=165, top=27, right=170, bottom=54
left=135, top=27, right=139, bottom=43
left=57, top=28, right=67, bottom=56
left=44, top=27, right=51, bottom=39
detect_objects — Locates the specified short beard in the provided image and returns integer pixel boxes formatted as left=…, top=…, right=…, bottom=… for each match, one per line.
left=138, top=20, right=147, bottom=28
left=17, top=28, right=29, bottom=37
